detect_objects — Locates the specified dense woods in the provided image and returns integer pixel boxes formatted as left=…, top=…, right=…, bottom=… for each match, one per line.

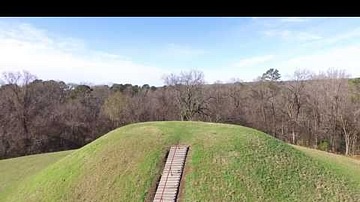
left=1, top=69, right=359, bottom=159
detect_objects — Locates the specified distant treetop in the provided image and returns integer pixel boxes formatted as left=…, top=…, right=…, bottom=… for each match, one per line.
left=261, top=68, right=281, bottom=81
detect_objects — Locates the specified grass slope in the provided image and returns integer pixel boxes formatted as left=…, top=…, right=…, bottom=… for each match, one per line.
left=0, top=150, right=73, bottom=199
left=292, top=145, right=360, bottom=191
left=1, top=121, right=360, bottom=202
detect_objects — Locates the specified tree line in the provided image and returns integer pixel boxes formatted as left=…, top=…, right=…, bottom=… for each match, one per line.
left=0, top=68, right=359, bottom=159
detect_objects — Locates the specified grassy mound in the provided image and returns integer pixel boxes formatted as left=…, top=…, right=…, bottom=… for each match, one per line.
left=1, top=121, right=359, bottom=201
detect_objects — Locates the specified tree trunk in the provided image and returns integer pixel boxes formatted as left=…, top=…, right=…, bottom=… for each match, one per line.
left=344, top=132, right=350, bottom=155
left=292, top=128, right=296, bottom=144
left=314, top=113, right=318, bottom=148
left=281, top=119, right=284, bottom=139
left=340, top=116, right=351, bottom=155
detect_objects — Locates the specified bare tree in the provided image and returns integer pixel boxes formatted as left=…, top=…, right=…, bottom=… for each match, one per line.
left=1, top=71, right=36, bottom=153
left=101, top=91, right=128, bottom=126
left=2, top=68, right=360, bottom=159
left=249, top=79, right=280, bottom=136
left=282, top=70, right=310, bottom=144
left=206, top=81, right=229, bottom=123
left=337, top=79, right=360, bottom=155
left=164, top=70, right=208, bottom=121
left=149, top=86, right=179, bottom=121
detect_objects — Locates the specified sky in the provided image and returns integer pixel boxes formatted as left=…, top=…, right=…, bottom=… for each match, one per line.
left=0, top=17, right=360, bottom=86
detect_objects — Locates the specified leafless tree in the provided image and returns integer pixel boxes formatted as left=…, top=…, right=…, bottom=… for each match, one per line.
left=164, top=70, right=208, bottom=121
left=1, top=68, right=360, bottom=159
left=282, top=70, right=310, bottom=144
left=1, top=71, right=36, bottom=153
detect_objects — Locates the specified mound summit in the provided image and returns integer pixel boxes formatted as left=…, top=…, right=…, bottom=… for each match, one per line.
left=2, top=121, right=360, bottom=202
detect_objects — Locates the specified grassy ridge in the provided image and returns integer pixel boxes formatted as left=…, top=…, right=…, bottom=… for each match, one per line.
left=292, top=145, right=360, bottom=191
left=1, top=121, right=360, bottom=201
left=0, top=150, right=73, bottom=200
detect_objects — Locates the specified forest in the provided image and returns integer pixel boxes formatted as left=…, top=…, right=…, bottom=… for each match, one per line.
left=0, top=68, right=359, bottom=159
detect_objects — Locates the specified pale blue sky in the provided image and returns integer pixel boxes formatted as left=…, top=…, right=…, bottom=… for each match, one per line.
left=0, top=17, right=360, bottom=86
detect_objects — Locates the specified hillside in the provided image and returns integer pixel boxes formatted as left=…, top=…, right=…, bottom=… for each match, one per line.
left=0, top=150, right=73, bottom=200
left=1, top=121, right=360, bottom=201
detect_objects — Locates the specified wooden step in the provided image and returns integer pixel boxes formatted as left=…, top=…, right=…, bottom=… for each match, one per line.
left=152, top=145, right=189, bottom=202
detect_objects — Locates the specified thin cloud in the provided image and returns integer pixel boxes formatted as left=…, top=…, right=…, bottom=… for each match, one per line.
left=0, top=22, right=168, bottom=86
left=164, top=43, right=206, bottom=59
left=278, top=45, right=360, bottom=78
left=278, top=17, right=310, bottom=23
left=252, top=17, right=311, bottom=23
left=304, top=27, right=360, bottom=47
left=234, top=55, right=274, bottom=68
left=264, top=29, right=322, bottom=41
left=205, top=45, right=360, bottom=84
left=251, top=17, right=313, bottom=29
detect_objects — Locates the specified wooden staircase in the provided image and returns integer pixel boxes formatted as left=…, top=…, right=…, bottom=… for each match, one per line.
left=153, top=145, right=189, bottom=202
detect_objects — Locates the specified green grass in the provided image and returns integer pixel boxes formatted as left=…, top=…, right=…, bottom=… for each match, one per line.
left=0, top=150, right=73, bottom=200
left=1, top=121, right=360, bottom=201
left=291, top=144, right=360, bottom=191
